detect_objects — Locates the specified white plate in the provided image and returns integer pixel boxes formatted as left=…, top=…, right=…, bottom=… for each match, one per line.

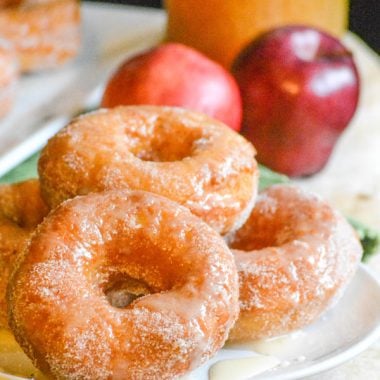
left=186, top=264, right=380, bottom=380
left=1, top=265, right=379, bottom=380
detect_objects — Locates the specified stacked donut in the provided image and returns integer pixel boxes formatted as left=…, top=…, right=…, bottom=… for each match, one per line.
left=0, top=0, right=81, bottom=118
left=1, top=106, right=362, bottom=379
left=0, top=180, right=48, bottom=329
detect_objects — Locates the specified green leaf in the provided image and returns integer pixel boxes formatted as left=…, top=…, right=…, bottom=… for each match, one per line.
left=348, top=217, right=380, bottom=262
left=258, top=164, right=289, bottom=190
left=0, top=152, right=39, bottom=184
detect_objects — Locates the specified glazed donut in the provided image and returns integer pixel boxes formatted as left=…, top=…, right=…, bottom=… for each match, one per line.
left=0, top=180, right=48, bottom=328
left=0, top=38, right=18, bottom=118
left=0, top=218, right=29, bottom=329
left=38, top=106, right=258, bottom=235
left=0, top=179, right=49, bottom=228
left=8, top=190, right=239, bottom=379
left=228, top=185, right=362, bottom=341
left=0, top=0, right=81, bottom=72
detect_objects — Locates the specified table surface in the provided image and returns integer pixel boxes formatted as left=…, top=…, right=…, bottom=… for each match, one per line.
left=1, top=2, right=380, bottom=379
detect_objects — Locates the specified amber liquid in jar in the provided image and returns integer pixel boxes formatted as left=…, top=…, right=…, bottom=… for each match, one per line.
left=166, top=0, right=348, bottom=68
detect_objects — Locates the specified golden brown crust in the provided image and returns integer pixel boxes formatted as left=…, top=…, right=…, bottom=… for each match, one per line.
left=8, top=190, right=239, bottom=379
left=0, top=180, right=48, bottom=328
left=228, top=185, right=362, bottom=341
left=0, top=0, right=81, bottom=72
left=0, top=179, right=49, bottom=228
left=0, top=218, right=29, bottom=328
left=39, top=106, right=258, bottom=235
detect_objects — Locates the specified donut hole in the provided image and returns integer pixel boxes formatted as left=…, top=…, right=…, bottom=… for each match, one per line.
left=129, top=119, right=205, bottom=162
left=230, top=220, right=295, bottom=251
left=105, top=276, right=152, bottom=309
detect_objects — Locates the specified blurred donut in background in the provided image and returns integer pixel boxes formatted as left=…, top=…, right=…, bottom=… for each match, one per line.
left=0, top=38, right=18, bottom=118
left=0, top=0, right=81, bottom=72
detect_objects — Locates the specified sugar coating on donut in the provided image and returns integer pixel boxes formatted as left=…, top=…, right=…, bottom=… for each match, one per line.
left=0, top=180, right=48, bottom=229
left=0, top=180, right=48, bottom=328
left=0, top=219, right=29, bottom=328
left=0, top=0, right=81, bottom=72
left=228, top=185, right=362, bottom=341
left=39, top=106, right=258, bottom=235
left=8, top=190, right=239, bottom=379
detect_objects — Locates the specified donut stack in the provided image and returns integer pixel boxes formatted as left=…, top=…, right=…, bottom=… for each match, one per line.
left=0, top=0, right=81, bottom=118
left=0, top=106, right=362, bottom=379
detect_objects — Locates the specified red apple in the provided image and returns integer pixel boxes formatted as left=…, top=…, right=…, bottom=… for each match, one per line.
left=102, top=43, right=242, bottom=131
left=233, top=26, right=360, bottom=176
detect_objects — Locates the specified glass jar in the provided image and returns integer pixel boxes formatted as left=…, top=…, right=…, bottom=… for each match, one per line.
left=166, top=0, right=348, bottom=68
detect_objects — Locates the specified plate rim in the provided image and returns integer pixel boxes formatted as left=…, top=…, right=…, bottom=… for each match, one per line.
left=259, top=263, right=380, bottom=380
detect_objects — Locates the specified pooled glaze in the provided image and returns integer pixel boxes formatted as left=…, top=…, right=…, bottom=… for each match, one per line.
left=228, top=185, right=362, bottom=341
left=209, top=355, right=280, bottom=380
left=0, top=0, right=81, bottom=72
left=0, top=180, right=48, bottom=328
left=8, top=190, right=239, bottom=379
left=235, top=330, right=307, bottom=356
left=38, top=106, right=258, bottom=235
